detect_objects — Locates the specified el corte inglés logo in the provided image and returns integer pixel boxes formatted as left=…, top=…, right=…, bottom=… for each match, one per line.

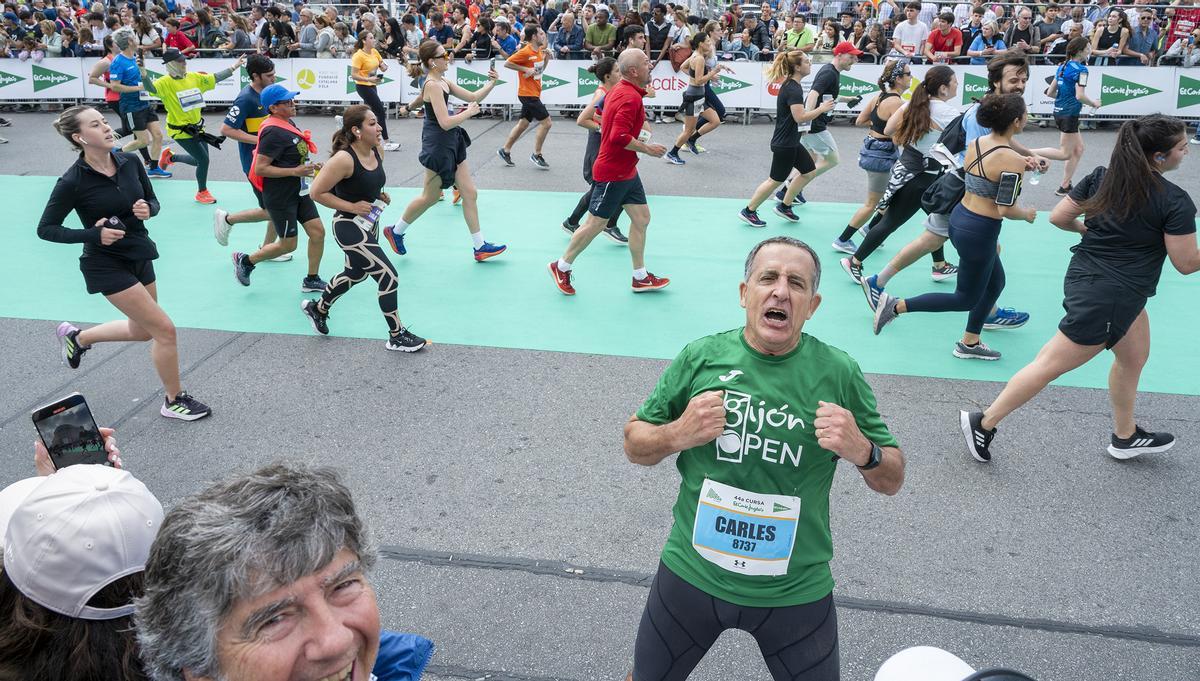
left=1100, top=74, right=1160, bottom=106
left=540, top=73, right=568, bottom=90
left=1177, top=75, right=1200, bottom=109
left=838, top=74, right=878, bottom=97
left=455, top=67, right=503, bottom=91
left=0, top=70, right=25, bottom=88
left=577, top=67, right=600, bottom=97
left=32, top=65, right=75, bottom=92
left=712, top=75, right=751, bottom=95
left=962, top=73, right=988, bottom=104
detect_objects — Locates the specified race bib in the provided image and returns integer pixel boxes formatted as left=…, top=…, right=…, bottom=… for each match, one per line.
left=901, top=42, right=917, bottom=55
left=178, top=87, right=204, bottom=112
left=692, top=479, right=801, bottom=577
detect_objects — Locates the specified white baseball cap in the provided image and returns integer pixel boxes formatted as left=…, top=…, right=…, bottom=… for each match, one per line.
left=1, top=465, right=163, bottom=620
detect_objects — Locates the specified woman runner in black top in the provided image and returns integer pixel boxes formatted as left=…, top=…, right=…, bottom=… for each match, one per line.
left=304, top=105, right=427, bottom=352
left=961, top=115, right=1197, bottom=463
left=562, top=56, right=628, bottom=244
left=37, top=106, right=211, bottom=421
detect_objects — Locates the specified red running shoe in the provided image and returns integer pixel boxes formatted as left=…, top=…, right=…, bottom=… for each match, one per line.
left=158, top=147, right=174, bottom=170
left=632, top=272, right=670, bottom=292
left=194, top=189, right=216, bottom=204
left=452, top=188, right=462, bottom=205
left=548, top=261, right=575, bottom=295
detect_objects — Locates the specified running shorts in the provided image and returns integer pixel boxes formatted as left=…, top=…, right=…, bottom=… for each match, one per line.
left=519, top=96, right=550, bottom=122
left=769, top=145, right=816, bottom=183
left=1058, top=266, right=1147, bottom=349
left=252, top=184, right=266, bottom=209
left=801, top=129, right=838, bottom=156
left=681, top=93, right=706, bottom=117
left=923, top=211, right=951, bottom=238
left=79, top=253, right=156, bottom=296
left=266, top=194, right=321, bottom=239
left=1054, top=115, right=1080, bottom=134
left=121, top=107, right=159, bottom=132
left=866, top=169, right=890, bottom=194
left=589, top=175, right=647, bottom=219
left=632, top=562, right=839, bottom=681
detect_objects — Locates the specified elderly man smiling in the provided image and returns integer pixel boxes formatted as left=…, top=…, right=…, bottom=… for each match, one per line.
left=622, top=236, right=905, bottom=681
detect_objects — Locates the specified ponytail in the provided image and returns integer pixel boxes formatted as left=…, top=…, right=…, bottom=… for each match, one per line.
left=766, top=49, right=806, bottom=84
left=407, top=39, right=440, bottom=79
left=330, top=104, right=372, bottom=155
left=877, top=57, right=907, bottom=92
left=892, top=65, right=953, bottom=148
left=1079, top=115, right=1184, bottom=220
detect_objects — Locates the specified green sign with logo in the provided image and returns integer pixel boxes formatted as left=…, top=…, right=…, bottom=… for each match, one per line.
left=1178, top=75, right=1200, bottom=109
left=31, top=65, right=75, bottom=93
left=962, top=73, right=988, bottom=104
left=346, top=67, right=393, bottom=94
left=577, top=67, right=600, bottom=97
left=838, top=74, right=878, bottom=98
left=0, top=70, right=25, bottom=89
left=455, top=67, right=504, bottom=92
left=541, top=73, right=568, bottom=91
left=1100, top=74, right=1160, bottom=107
left=144, top=69, right=164, bottom=100
left=238, top=67, right=286, bottom=90
left=712, top=75, right=751, bottom=95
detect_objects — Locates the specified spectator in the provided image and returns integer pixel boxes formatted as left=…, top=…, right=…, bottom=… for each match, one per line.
left=742, top=12, right=770, bottom=57
left=816, top=20, right=838, bottom=51
left=953, top=0, right=994, bottom=28
left=427, top=11, right=454, bottom=46
left=379, top=16, right=405, bottom=57
left=1124, top=8, right=1158, bottom=64
left=924, top=10, right=962, bottom=62
left=219, top=13, right=252, bottom=52
left=87, top=11, right=109, bottom=41
left=39, top=19, right=62, bottom=56
left=447, top=4, right=468, bottom=43
left=1061, top=6, right=1094, bottom=41
left=1085, top=0, right=1112, bottom=25
left=60, top=25, right=81, bottom=55
left=323, top=4, right=340, bottom=28
left=552, top=10, right=584, bottom=57
left=334, top=21, right=356, bottom=55
left=781, top=13, right=816, bottom=50
left=858, top=21, right=886, bottom=61
left=400, top=13, right=423, bottom=58
left=292, top=7, right=317, bottom=57
left=644, top=4, right=671, bottom=60
left=134, top=15, right=162, bottom=52
left=1090, top=7, right=1130, bottom=65
left=967, top=19, right=1005, bottom=64
left=585, top=6, right=616, bottom=55
left=836, top=10, right=854, bottom=40
left=891, top=1, right=929, bottom=59
left=454, top=14, right=497, bottom=59
left=1161, top=0, right=1200, bottom=64
left=495, top=18, right=518, bottom=56
left=1037, top=2, right=1067, bottom=49
left=1003, top=6, right=1042, bottom=56
left=164, top=18, right=196, bottom=56
left=1047, top=20, right=1085, bottom=63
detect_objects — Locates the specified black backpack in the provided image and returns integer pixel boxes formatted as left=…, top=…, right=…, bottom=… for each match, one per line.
left=935, top=102, right=978, bottom=156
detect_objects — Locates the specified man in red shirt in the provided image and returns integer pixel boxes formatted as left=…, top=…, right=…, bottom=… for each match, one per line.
left=548, top=48, right=669, bottom=296
left=923, top=11, right=963, bottom=62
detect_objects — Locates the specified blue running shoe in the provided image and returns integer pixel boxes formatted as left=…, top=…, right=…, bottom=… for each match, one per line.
left=774, top=186, right=807, bottom=204
left=774, top=186, right=787, bottom=202
left=383, top=227, right=406, bottom=255
left=860, top=274, right=884, bottom=312
left=983, top=306, right=1029, bottom=330
left=794, top=190, right=807, bottom=205
left=474, top=241, right=506, bottom=261
left=739, top=207, right=766, bottom=227
left=665, top=151, right=685, bottom=165
left=147, top=167, right=172, bottom=178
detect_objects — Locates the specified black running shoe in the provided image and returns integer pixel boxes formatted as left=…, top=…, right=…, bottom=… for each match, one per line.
left=739, top=207, right=766, bottom=227
left=56, top=322, right=90, bottom=369
left=161, top=392, right=212, bottom=421
left=603, top=225, right=629, bottom=244
left=233, top=252, right=254, bottom=286
left=773, top=202, right=800, bottom=222
left=1055, top=183, right=1073, bottom=197
left=497, top=148, right=514, bottom=166
left=386, top=327, right=427, bottom=352
left=530, top=153, right=549, bottom=169
left=1107, top=426, right=1175, bottom=460
left=301, top=299, right=329, bottom=335
left=301, top=275, right=328, bottom=293
left=562, top=220, right=579, bottom=235
left=960, top=410, right=996, bottom=462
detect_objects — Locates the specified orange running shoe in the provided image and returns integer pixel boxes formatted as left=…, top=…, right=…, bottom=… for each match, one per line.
left=452, top=188, right=462, bottom=205
left=158, top=147, right=174, bottom=170
left=195, top=189, right=216, bottom=204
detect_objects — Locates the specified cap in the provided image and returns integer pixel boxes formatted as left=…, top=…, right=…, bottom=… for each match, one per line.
left=261, top=83, right=301, bottom=110
left=2, top=465, right=162, bottom=621
left=0, top=477, right=46, bottom=552
left=161, top=47, right=186, bottom=64
left=833, top=40, right=864, bottom=56
left=874, top=647, right=976, bottom=681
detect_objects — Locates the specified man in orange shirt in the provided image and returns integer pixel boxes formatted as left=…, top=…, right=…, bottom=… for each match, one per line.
left=497, top=25, right=553, bottom=169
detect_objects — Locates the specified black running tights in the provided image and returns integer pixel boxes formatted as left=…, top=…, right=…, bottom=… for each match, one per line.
left=319, top=216, right=401, bottom=335
left=171, top=136, right=211, bottom=191
left=356, top=84, right=390, bottom=141
left=854, top=172, right=945, bottom=264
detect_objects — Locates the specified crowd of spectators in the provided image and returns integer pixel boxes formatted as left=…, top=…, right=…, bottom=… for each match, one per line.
left=0, top=0, right=1196, bottom=64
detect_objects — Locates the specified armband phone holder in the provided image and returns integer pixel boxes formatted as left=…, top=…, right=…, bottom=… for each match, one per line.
left=995, top=171, right=1022, bottom=207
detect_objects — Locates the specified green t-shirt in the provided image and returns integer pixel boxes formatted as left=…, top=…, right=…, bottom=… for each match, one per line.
left=585, top=22, right=617, bottom=48
left=152, top=71, right=216, bottom=139
left=783, top=26, right=816, bottom=49
left=635, top=328, right=897, bottom=608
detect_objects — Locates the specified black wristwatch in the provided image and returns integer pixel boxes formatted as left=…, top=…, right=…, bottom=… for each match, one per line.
left=858, top=442, right=883, bottom=470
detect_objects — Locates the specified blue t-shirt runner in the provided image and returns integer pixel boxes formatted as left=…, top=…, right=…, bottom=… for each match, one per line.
left=223, top=84, right=269, bottom=176
left=109, top=52, right=147, bottom=112
left=1054, top=60, right=1088, bottom=117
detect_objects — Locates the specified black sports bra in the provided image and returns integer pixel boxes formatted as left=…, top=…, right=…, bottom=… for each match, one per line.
left=869, top=92, right=900, bottom=136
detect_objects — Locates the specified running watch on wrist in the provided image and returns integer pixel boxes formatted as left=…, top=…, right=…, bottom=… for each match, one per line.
left=858, top=442, right=882, bottom=470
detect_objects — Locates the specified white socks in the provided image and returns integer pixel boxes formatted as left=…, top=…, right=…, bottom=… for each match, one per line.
left=471, top=231, right=486, bottom=249
left=392, top=218, right=410, bottom=236
left=556, top=258, right=572, bottom=272
left=633, top=267, right=648, bottom=281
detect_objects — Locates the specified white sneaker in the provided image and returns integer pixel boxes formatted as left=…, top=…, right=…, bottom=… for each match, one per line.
left=213, top=209, right=231, bottom=246
left=382, top=140, right=401, bottom=152
left=268, top=253, right=293, bottom=262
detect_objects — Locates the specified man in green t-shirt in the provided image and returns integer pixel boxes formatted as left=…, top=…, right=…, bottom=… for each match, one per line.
left=623, top=236, right=905, bottom=681
left=584, top=8, right=617, bottom=57
left=782, top=15, right=817, bottom=51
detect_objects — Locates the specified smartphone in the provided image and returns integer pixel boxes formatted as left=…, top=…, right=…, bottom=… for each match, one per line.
left=995, top=171, right=1022, bottom=207
left=31, top=393, right=110, bottom=471
left=105, top=216, right=126, bottom=231
left=489, top=57, right=496, bottom=72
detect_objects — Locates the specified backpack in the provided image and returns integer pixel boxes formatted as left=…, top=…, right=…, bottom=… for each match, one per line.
left=934, top=102, right=976, bottom=157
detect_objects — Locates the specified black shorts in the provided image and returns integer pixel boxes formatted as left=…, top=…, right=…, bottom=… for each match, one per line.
left=681, top=93, right=706, bottom=117
left=632, top=562, right=839, bottom=681
left=252, top=184, right=266, bottom=209
left=519, top=96, right=549, bottom=122
left=769, top=145, right=817, bottom=183
left=121, top=107, right=159, bottom=132
left=1054, top=115, right=1080, bottom=134
left=1058, top=268, right=1147, bottom=349
left=589, top=175, right=647, bottom=220
left=79, top=253, right=156, bottom=296
left=265, top=194, right=321, bottom=239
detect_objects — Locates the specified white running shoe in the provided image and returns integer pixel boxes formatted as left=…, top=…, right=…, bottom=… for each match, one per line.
left=382, top=140, right=401, bottom=152
left=213, top=209, right=231, bottom=246
left=268, top=253, right=293, bottom=262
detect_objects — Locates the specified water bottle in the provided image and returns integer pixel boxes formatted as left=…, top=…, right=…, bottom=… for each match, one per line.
left=354, top=198, right=388, bottom=230
left=1029, top=167, right=1043, bottom=186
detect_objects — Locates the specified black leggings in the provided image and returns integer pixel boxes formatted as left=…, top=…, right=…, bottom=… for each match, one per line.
left=319, top=215, right=402, bottom=335
left=568, top=185, right=619, bottom=229
left=854, top=172, right=944, bottom=264
left=904, top=203, right=1004, bottom=335
left=632, top=562, right=839, bottom=681
left=356, top=84, right=390, bottom=141
left=171, top=136, right=210, bottom=191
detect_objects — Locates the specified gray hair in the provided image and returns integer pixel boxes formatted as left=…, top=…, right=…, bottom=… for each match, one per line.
left=743, top=236, right=822, bottom=290
left=135, top=463, right=377, bottom=681
left=112, top=27, right=134, bottom=50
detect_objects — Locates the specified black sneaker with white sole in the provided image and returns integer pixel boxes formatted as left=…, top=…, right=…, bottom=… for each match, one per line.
left=603, top=225, right=629, bottom=244
left=530, top=153, right=550, bottom=169
left=301, top=275, right=328, bottom=293
left=161, top=392, right=212, bottom=421
left=497, top=148, right=515, bottom=166
left=953, top=340, right=1001, bottom=360
left=56, top=322, right=90, bottom=369
left=386, top=327, right=428, bottom=352
left=960, top=410, right=996, bottom=462
left=301, top=299, right=329, bottom=335
left=1107, top=426, right=1175, bottom=460
left=839, top=257, right=862, bottom=284
left=562, top=220, right=579, bottom=235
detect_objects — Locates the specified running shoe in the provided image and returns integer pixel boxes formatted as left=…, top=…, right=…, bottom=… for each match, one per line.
left=603, top=225, right=629, bottom=244
left=685, top=140, right=706, bottom=154
left=161, top=391, right=212, bottom=421
left=56, top=322, right=90, bottom=369
left=232, top=252, right=254, bottom=286
left=382, top=141, right=401, bottom=152
left=301, top=274, right=328, bottom=292
left=860, top=273, right=884, bottom=312
left=452, top=187, right=462, bottom=205
left=1107, top=426, right=1175, bottom=460
left=831, top=238, right=857, bottom=255
left=632, top=272, right=670, bottom=292
left=548, top=260, right=575, bottom=295
left=386, top=327, right=428, bottom=352
left=268, top=253, right=293, bottom=262
left=437, top=191, right=445, bottom=201
left=158, top=147, right=174, bottom=170
left=497, top=148, right=515, bottom=166
left=473, top=242, right=506, bottom=261
left=774, top=186, right=807, bottom=205
left=1191, top=133, right=1200, bottom=145
left=931, top=262, right=959, bottom=282
left=530, top=153, right=550, bottom=169
left=301, top=299, right=329, bottom=335
left=213, top=209, right=231, bottom=246
left=959, top=410, right=996, bottom=463
left=739, top=207, right=766, bottom=228
left=839, top=257, right=862, bottom=284
left=983, top=307, right=1030, bottom=330
left=147, top=167, right=172, bottom=178
left=872, top=292, right=898, bottom=334
left=0, top=117, right=10, bottom=126
left=0, top=136, right=7, bottom=144
left=562, top=220, right=579, bottom=235
left=383, top=226, right=406, bottom=255
left=665, top=151, right=685, bottom=165
left=774, top=202, right=800, bottom=222
left=952, top=340, right=1001, bottom=361
left=673, top=111, right=685, bottom=123
left=1054, top=182, right=1073, bottom=197
left=194, top=189, right=216, bottom=204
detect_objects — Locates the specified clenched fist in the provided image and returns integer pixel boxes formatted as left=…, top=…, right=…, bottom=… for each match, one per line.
left=814, top=400, right=871, bottom=465
left=672, top=390, right=726, bottom=451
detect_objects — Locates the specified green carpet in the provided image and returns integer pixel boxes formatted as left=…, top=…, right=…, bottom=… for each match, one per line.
left=6, top=175, right=1197, bottom=395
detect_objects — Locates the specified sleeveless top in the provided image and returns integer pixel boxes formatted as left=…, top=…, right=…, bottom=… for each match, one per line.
left=684, top=59, right=706, bottom=97
left=1095, top=26, right=1122, bottom=51
left=332, top=146, right=385, bottom=206
left=869, top=92, right=900, bottom=136
left=963, top=139, right=1011, bottom=199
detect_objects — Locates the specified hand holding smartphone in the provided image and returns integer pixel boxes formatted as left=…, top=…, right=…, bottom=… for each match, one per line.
left=31, top=393, right=112, bottom=471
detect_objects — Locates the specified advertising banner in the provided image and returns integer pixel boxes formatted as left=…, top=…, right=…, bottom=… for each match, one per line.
left=0, top=58, right=83, bottom=99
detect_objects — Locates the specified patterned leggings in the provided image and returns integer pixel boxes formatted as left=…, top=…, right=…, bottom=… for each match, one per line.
left=319, top=215, right=401, bottom=335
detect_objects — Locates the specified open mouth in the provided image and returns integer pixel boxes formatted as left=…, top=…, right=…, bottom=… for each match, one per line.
left=763, top=307, right=789, bottom=326
left=315, top=661, right=354, bottom=681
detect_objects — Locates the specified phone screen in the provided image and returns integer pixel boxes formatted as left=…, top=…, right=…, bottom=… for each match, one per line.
left=32, top=395, right=108, bottom=470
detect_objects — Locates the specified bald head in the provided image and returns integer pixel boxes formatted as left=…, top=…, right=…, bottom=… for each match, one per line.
left=617, top=48, right=651, bottom=86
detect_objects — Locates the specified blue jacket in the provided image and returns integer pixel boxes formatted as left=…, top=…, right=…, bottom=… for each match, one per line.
left=371, top=630, right=435, bottom=681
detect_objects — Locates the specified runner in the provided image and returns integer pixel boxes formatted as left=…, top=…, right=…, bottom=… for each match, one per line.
left=961, top=115, right=1195, bottom=462
left=623, top=236, right=903, bottom=681
left=148, top=49, right=245, bottom=204
left=548, top=49, right=669, bottom=296
left=738, top=50, right=835, bottom=228
left=1050, top=36, right=1100, bottom=196
left=665, top=32, right=723, bottom=166
left=39, top=106, right=210, bottom=421
left=86, top=34, right=152, bottom=169
left=873, top=93, right=1037, bottom=361
left=383, top=40, right=506, bottom=262
left=498, top=25, right=552, bottom=170
left=302, top=105, right=427, bottom=353
left=107, top=29, right=170, bottom=178
left=562, top=56, right=629, bottom=244
left=214, top=54, right=285, bottom=259
left=350, top=30, right=401, bottom=152
left=232, top=84, right=327, bottom=292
